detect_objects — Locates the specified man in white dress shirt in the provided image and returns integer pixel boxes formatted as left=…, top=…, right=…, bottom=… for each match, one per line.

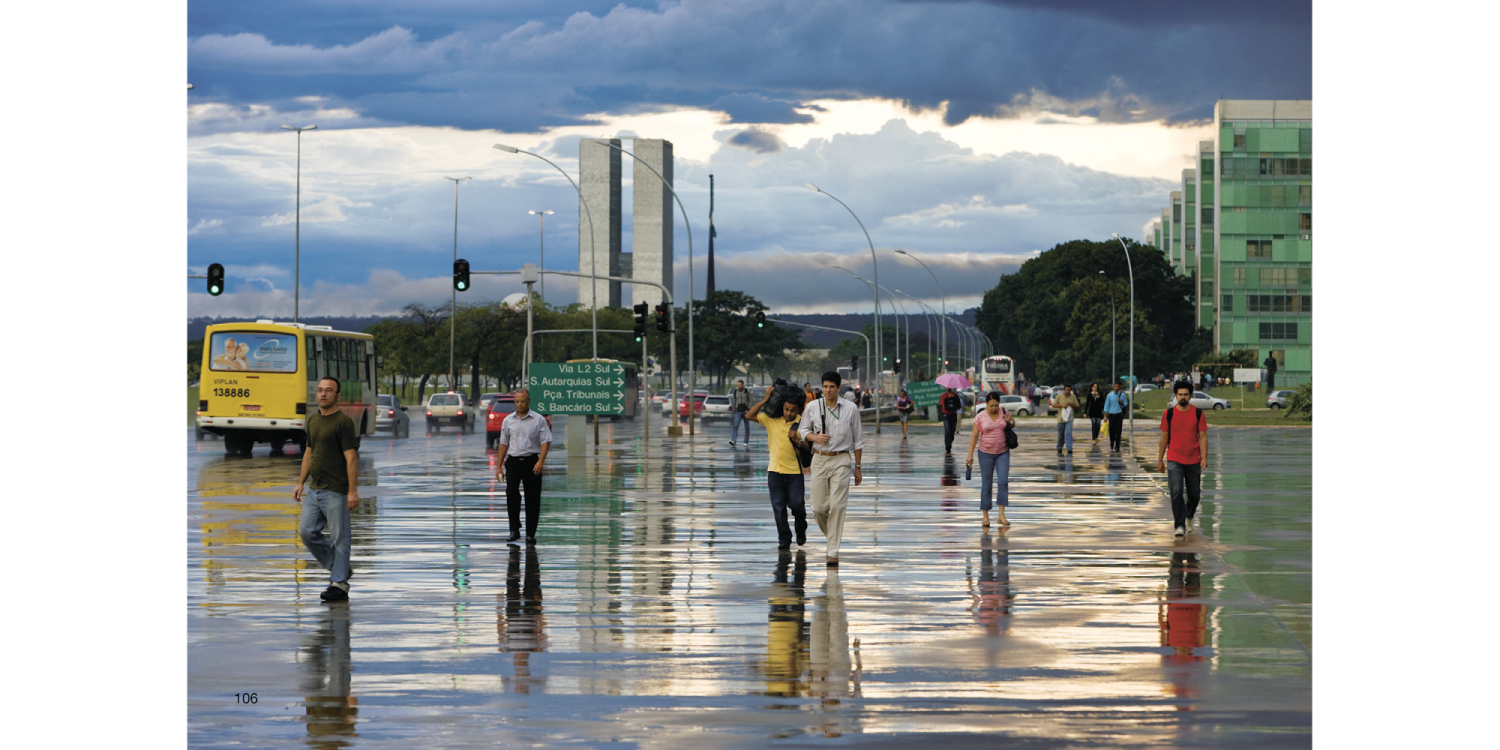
left=797, top=370, right=865, bottom=566
left=493, top=389, right=553, bottom=545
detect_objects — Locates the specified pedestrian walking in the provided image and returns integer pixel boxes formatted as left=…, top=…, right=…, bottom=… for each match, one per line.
left=294, top=376, right=361, bottom=603
left=1051, top=384, right=1081, bottom=455
left=729, top=379, right=752, bottom=447
left=940, top=387, right=963, bottom=454
left=493, top=388, right=553, bottom=545
left=804, top=383, right=817, bottom=405
left=1083, top=382, right=1106, bottom=444
left=965, top=392, right=1016, bottom=528
left=1103, top=380, right=1127, bottom=452
left=798, top=371, right=865, bottom=567
left=895, top=389, right=915, bottom=440
left=747, top=386, right=810, bottom=550
left=1157, top=380, right=1209, bottom=537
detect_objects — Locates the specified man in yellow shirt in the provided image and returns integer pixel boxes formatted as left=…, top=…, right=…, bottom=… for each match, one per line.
left=747, top=387, right=810, bottom=550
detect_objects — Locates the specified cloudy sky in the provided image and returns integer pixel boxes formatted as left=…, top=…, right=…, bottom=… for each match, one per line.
left=185, top=0, right=1311, bottom=317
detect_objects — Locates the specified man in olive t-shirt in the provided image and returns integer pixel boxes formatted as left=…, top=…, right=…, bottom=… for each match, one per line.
left=294, top=376, right=361, bottom=603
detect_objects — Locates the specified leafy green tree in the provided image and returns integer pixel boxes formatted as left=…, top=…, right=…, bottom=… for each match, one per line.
left=975, top=238, right=1207, bottom=384
left=188, top=338, right=203, bottom=383
left=648, top=290, right=803, bottom=390
left=1285, top=381, right=1312, bottom=421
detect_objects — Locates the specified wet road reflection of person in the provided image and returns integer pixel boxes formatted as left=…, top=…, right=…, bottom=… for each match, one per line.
left=1158, top=552, right=1209, bottom=710
left=940, top=453, right=959, bottom=487
left=809, top=568, right=862, bottom=737
left=498, top=544, right=547, bottom=694
left=298, top=604, right=357, bottom=748
left=763, top=550, right=809, bottom=697
left=967, top=531, right=1013, bottom=636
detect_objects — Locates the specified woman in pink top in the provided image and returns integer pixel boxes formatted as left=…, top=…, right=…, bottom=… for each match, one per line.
left=965, top=392, right=1016, bottom=528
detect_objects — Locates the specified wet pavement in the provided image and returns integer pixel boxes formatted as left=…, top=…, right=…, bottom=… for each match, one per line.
left=187, top=418, right=1311, bottom=748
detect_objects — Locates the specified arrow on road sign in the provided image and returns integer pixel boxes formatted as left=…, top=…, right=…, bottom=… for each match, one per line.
left=614, top=378, right=624, bottom=387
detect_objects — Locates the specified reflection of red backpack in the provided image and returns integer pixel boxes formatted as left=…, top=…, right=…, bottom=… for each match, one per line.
left=1165, top=406, right=1203, bottom=449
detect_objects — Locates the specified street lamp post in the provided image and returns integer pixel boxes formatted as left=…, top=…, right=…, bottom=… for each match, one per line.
left=807, top=184, right=881, bottom=409
left=492, top=144, right=599, bottom=360
left=444, top=176, right=471, bottom=390
left=280, top=124, right=316, bottom=323
left=591, top=140, right=698, bottom=436
left=1111, top=233, right=1137, bottom=443
left=1100, top=270, right=1116, bottom=384
left=835, top=266, right=910, bottom=402
left=529, top=210, right=554, bottom=304
left=893, top=289, right=934, bottom=378
left=894, top=250, right=945, bottom=373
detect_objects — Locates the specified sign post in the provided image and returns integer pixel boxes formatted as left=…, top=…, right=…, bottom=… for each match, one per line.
left=906, top=381, right=945, bottom=411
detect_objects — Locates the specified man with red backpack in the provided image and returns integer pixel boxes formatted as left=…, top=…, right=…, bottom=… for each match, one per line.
left=1157, top=381, right=1209, bottom=538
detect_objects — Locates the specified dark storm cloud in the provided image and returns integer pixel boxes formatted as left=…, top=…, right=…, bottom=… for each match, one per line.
left=897, top=0, right=1310, bottom=27
left=188, top=0, right=1310, bottom=132
left=726, top=128, right=785, bottom=153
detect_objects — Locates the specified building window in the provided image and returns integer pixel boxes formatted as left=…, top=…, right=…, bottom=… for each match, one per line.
left=1247, top=240, right=1272, bottom=259
left=1301, top=158, right=1311, bottom=176
left=1302, top=295, right=1312, bottom=312
left=1233, top=267, right=1246, bottom=285
left=1202, top=158, right=1214, bottom=176
left=1299, top=185, right=1311, bottom=205
left=1221, top=158, right=1234, bottom=178
left=1202, top=207, right=1214, bottom=226
left=1202, top=280, right=1214, bottom=296
left=1259, top=322, right=1299, bottom=341
left=1260, top=158, right=1272, bottom=176
left=1298, top=267, right=1312, bottom=285
left=1234, top=133, right=1247, bottom=150
left=1173, top=205, right=1181, bottom=222
left=1300, top=213, right=1312, bottom=230
left=1259, top=267, right=1295, bottom=286
left=1222, top=294, right=1233, bottom=311
left=1272, top=186, right=1286, bottom=205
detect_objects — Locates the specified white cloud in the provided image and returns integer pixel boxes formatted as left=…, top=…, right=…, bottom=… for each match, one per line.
left=187, top=218, right=223, bottom=235
left=260, top=194, right=373, bottom=226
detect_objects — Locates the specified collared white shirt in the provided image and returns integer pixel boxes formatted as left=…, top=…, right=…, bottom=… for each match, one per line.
left=797, top=396, right=865, bottom=453
left=498, top=411, right=553, bottom=456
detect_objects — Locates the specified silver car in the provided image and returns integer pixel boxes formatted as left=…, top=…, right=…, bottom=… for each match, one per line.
left=1266, top=389, right=1294, bottom=409
left=1189, top=391, right=1231, bottom=410
left=995, top=394, right=1035, bottom=417
left=375, top=394, right=411, bottom=438
left=701, top=394, right=733, bottom=422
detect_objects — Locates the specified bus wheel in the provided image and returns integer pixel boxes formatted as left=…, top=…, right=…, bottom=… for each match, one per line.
left=223, top=434, right=239, bottom=454
left=270, top=439, right=286, bottom=455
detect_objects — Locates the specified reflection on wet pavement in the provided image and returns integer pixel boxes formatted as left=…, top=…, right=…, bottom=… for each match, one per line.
left=189, top=421, right=1311, bottom=747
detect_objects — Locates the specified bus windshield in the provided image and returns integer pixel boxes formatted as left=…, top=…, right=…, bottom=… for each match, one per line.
left=208, top=332, right=298, bottom=373
left=984, top=359, right=1011, bottom=374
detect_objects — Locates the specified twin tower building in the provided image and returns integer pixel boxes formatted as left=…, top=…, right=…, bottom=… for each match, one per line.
left=576, top=138, right=674, bottom=310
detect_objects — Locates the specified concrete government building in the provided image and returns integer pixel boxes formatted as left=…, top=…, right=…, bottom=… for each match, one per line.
left=1146, top=101, right=1500, bottom=399
left=577, top=138, right=674, bottom=310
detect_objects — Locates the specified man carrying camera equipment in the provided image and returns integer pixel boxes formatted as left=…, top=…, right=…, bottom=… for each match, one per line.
left=798, top=371, right=865, bottom=567
left=748, top=380, right=810, bottom=550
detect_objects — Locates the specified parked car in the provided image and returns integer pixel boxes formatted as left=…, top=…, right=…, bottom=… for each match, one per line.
left=1134, top=384, right=1159, bottom=393
left=701, top=394, right=733, bottom=422
left=1189, top=391, right=1231, bottom=410
left=1266, top=389, right=1294, bottom=409
left=375, top=394, right=411, bottom=437
left=425, top=392, right=476, bottom=432
left=652, top=389, right=674, bottom=414
left=996, top=394, right=1036, bottom=417
left=678, top=392, right=709, bottom=418
left=486, top=394, right=553, bottom=449
left=477, top=392, right=504, bottom=416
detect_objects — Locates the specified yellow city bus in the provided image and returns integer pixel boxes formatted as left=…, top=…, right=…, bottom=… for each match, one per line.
left=197, top=320, right=377, bottom=456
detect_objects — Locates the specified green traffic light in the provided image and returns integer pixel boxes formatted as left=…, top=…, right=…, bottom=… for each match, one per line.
left=209, top=285, right=220, bottom=295
left=457, top=281, right=467, bottom=290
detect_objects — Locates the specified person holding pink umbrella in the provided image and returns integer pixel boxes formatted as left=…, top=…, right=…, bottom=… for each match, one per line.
left=935, top=373, right=972, bottom=454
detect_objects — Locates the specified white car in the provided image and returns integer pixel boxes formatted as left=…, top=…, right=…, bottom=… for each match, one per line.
left=995, top=394, right=1036, bottom=417
left=701, top=394, right=734, bottom=422
left=1189, top=391, right=1231, bottom=410
left=1134, top=384, right=1159, bottom=393
left=375, top=394, right=411, bottom=437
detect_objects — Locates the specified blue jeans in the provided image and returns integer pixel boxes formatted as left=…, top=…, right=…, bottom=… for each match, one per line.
left=300, top=488, right=352, bottom=584
left=730, top=411, right=752, bottom=443
left=1056, top=421, right=1074, bottom=451
left=766, top=471, right=808, bottom=544
left=977, top=449, right=1010, bottom=510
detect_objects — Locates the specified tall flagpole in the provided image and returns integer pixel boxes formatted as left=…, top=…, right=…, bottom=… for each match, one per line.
left=707, top=174, right=716, bottom=294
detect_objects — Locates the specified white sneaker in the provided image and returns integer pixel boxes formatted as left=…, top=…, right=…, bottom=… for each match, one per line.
left=1174, top=526, right=1185, bottom=537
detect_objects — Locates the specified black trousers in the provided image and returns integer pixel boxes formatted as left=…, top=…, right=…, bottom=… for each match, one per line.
left=767, top=471, right=808, bottom=544
left=505, top=455, right=543, bottom=535
left=1167, top=461, right=1203, bottom=527
left=943, top=413, right=958, bottom=452
left=1107, top=413, right=1124, bottom=450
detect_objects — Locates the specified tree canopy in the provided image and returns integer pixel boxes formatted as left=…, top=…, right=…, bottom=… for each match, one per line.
left=974, top=238, right=1210, bottom=384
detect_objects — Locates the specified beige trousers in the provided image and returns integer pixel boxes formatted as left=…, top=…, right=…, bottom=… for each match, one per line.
left=808, top=453, right=852, bottom=557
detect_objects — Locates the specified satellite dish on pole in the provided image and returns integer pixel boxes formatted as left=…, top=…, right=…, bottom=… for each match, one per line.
left=501, top=292, right=529, bottom=309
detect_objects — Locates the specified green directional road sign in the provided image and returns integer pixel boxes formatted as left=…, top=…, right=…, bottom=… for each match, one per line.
left=527, top=361, right=628, bottom=415
left=906, top=380, right=946, bottom=408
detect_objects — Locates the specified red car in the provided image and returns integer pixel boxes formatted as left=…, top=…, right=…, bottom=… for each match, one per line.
left=677, top=391, right=709, bottom=418
left=486, top=395, right=552, bottom=450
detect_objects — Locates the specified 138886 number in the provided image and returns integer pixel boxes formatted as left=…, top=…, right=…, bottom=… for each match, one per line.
left=213, top=387, right=251, bottom=399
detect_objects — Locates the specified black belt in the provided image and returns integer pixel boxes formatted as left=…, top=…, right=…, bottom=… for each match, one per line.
left=506, top=454, right=537, bottom=459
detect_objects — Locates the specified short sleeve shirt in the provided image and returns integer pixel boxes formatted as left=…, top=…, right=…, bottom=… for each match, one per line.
left=307, top=410, right=359, bottom=494
left=1160, top=406, right=1208, bottom=465
left=756, top=412, right=802, bottom=474
left=974, top=410, right=1008, bottom=454
left=499, top=411, right=553, bottom=456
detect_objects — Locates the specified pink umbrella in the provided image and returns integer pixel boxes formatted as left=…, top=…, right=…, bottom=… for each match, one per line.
left=935, top=373, right=972, bottom=390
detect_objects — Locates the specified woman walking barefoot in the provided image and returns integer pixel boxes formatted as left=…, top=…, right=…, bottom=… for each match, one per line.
left=965, top=392, right=1016, bottom=528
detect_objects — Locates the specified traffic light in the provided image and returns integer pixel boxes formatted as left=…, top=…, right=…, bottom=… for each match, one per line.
left=755, top=310, right=765, bottom=328
left=206, top=263, right=224, bottom=296
left=893, top=358, right=902, bottom=375
left=851, top=355, right=859, bottom=370
left=453, top=259, right=470, bottom=292
left=633, top=302, right=649, bottom=342
left=654, top=302, right=672, bottom=332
